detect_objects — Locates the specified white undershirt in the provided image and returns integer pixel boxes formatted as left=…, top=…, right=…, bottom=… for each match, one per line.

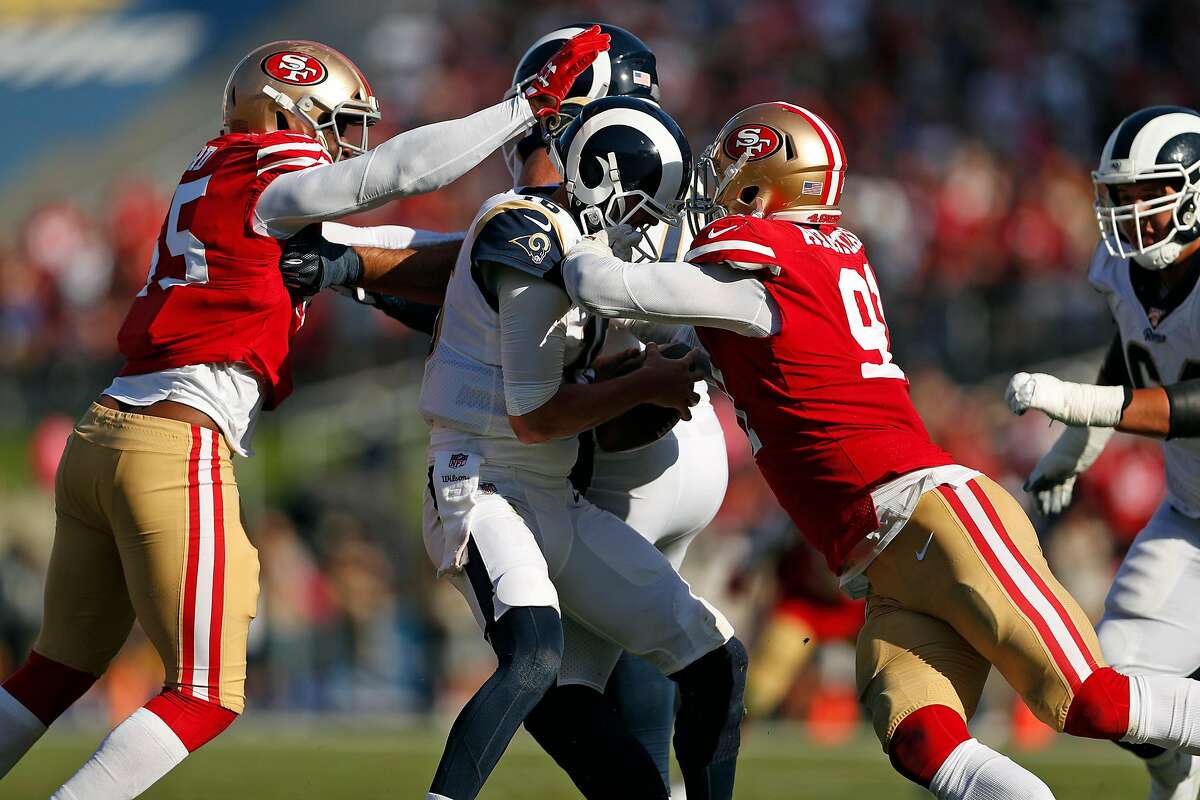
left=103, top=363, right=264, bottom=456
left=838, top=464, right=981, bottom=597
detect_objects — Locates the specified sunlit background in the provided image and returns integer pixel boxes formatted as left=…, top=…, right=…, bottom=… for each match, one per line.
left=2, top=0, right=1193, bottom=796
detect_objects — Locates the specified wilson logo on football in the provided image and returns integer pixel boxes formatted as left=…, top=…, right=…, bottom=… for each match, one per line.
left=723, top=125, right=783, bottom=161
left=262, top=52, right=328, bottom=86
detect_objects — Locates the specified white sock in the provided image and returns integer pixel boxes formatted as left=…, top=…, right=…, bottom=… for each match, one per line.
left=929, top=738, right=1054, bottom=800
left=0, top=686, right=46, bottom=777
left=426, top=795, right=454, bottom=800
left=51, top=708, right=188, bottom=800
left=1127, top=674, right=1200, bottom=755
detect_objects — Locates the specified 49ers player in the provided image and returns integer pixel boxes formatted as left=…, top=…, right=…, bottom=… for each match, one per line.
left=561, top=102, right=1200, bottom=799
left=0, top=32, right=607, bottom=798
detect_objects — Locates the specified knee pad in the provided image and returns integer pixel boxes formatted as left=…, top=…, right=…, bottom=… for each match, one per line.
left=490, top=606, right=563, bottom=696
left=671, top=638, right=748, bottom=760
left=144, top=689, right=237, bottom=752
left=1064, top=667, right=1130, bottom=740
left=888, top=705, right=970, bottom=788
left=2, top=651, right=97, bottom=726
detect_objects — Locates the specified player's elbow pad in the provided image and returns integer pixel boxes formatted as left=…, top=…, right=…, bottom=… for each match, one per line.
left=1166, top=379, right=1200, bottom=438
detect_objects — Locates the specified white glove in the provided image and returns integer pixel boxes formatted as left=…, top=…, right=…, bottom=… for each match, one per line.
left=573, top=224, right=644, bottom=261
left=1006, top=372, right=1127, bottom=427
left=1024, top=425, right=1114, bottom=515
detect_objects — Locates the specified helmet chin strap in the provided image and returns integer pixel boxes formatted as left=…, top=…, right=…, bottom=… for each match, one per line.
left=1135, top=240, right=1183, bottom=270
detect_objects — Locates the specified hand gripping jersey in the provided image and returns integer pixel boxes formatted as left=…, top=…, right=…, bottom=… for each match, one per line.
left=687, top=215, right=953, bottom=572
left=1089, top=243, right=1200, bottom=517
left=117, top=132, right=328, bottom=409
left=418, top=189, right=603, bottom=476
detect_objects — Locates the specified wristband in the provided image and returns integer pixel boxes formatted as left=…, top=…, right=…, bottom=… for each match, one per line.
left=1166, top=379, right=1200, bottom=438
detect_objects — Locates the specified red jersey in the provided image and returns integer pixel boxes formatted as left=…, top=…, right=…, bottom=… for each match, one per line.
left=117, top=131, right=332, bottom=409
left=688, top=215, right=953, bottom=572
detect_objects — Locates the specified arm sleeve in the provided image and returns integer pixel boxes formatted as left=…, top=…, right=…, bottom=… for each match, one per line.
left=616, top=318, right=702, bottom=350
left=495, top=266, right=572, bottom=416
left=1166, top=379, right=1200, bottom=438
left=563, top=249, right=780, bottom=336
left=321, top=221, right=464, bottom=250
left=254, top=96, right=535, bottom=237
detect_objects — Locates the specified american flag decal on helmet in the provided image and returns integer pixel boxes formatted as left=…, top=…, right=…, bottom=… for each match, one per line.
left=802, top=180, right=824, bottom=196
left=632, top=70, right=652, bottom=87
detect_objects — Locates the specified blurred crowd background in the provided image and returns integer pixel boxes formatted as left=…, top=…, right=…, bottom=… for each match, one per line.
left=0, top=0, right=1186, bottom=745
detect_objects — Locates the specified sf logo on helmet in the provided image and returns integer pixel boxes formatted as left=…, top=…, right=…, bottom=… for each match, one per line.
left=262, top=51, right=328, bottom=85
left=723, top=125, right=782, bottom=161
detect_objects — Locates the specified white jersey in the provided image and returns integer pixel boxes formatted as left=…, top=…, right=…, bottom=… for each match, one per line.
left=419, top=189, right=598, bottom=476
left=1089, top=243, right=1200, bottom=517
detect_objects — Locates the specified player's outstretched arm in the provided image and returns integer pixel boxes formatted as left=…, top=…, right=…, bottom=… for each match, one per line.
left=489, top=264, right=700, bottom=444
left=1006, top=373, right=1186, bottom=438
left=562, top=230, right=779, bottom=337
left=278, top=224, right=459, bottom=305
left=254, top=28, right=610, bottom=237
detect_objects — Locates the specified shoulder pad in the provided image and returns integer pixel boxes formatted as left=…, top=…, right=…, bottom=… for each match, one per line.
left=1087, top=242, right=1122, bottom=295
left=471, top=199, right=568, bottom=284
left=685, top=215, right=778, bottom=268
left=250, top=131, right=331, bottom=179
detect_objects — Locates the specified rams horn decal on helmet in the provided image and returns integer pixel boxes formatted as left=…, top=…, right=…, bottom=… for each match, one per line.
left=551, top=96, right=691, bottom=258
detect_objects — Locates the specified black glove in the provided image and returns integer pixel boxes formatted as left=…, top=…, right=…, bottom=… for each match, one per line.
left=279, top=225, right=364, bottom=302
left=335, top=286, right=440, bottom=336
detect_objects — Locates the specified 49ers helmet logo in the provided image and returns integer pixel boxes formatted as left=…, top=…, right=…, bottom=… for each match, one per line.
left=723, top=124, right=782, bottom=161
left=262, top=51, right=328, bottom=85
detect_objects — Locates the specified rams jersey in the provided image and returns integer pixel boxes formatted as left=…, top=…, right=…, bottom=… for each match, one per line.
left=689, top=215, right=953, bottom=573
left=1089, top=244, right=1200, bottom=517
left=419, top=189, right=602, bottom=476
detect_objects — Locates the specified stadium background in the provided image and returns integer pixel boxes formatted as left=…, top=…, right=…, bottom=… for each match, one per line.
left=1, top=0, right=1192, bottom=796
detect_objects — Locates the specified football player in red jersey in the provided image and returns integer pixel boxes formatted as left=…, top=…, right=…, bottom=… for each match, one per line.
left=557, top=102, right=1200, bottom=799
left=0, top=31, right=608, bottom=798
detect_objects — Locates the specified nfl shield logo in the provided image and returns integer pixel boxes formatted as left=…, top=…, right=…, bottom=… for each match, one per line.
left=448, top=452, right=468, bottom=469
left=802, top=180, right=823, bottom=196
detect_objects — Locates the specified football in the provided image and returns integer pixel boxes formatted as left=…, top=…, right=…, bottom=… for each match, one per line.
left=595, top=341, right=699, bottom=452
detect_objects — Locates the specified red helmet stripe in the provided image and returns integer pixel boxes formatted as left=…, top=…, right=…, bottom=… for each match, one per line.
left=786, top=105, right=837, bottom=206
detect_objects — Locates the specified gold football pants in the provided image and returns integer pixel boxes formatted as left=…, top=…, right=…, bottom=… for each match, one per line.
left=857, top=475, right=1104, bottom=745
left=35, top=403, right=259, bottom=713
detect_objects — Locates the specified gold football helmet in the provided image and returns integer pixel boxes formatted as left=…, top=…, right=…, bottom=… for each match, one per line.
left=222, top=40, right=380, bottom=161
left=692, top=102, right=846, bottom=225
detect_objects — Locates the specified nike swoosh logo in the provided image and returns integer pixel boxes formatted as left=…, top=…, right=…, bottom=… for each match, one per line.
left=284, top=258, right=304, bottom=266
left=915, top=532, right=934, bottom=561
left=707, top=225, right=737, bottom=239
left=523, top=213, right=554, bottom=233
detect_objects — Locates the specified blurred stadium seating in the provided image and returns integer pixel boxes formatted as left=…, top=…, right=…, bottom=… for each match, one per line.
left=0, top=0, right=1185, bottom=771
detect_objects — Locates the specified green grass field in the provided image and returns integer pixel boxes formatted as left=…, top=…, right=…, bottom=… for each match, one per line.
left=1, top=721, right=1156, bottom=798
